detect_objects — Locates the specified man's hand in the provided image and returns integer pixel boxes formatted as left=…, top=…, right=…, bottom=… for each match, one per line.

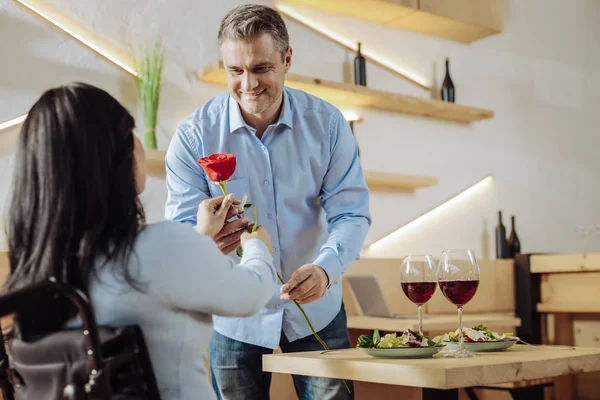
left=214, top=213, right=250, bottom=255
left=280, top=264, right=330, bottom=304
left=196, top=195, right=250, bottom=255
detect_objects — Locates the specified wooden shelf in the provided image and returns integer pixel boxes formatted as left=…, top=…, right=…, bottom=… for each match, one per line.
left=363, top=171, right=438, bottom=190
left=142, top=150, right=436, bottom=191
left=277, top=0, right=503, bottom=44
left=197, top=61, right=493, bottom=123
left=145, top=149, right=166, bottom=169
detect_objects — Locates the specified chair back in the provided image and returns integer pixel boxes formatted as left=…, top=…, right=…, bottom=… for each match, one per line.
left=0, top=278, right=160, bottom=400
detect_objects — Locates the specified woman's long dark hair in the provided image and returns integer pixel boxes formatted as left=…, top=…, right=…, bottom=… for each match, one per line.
left=4, top=82, right=145, bottom=338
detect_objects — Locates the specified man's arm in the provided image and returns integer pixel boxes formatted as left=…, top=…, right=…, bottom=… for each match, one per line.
left=313, top=111, right=371, bottom=285
left=164, top=125, right=249, bottom=254
left=280, top=111, right=371, bottom=304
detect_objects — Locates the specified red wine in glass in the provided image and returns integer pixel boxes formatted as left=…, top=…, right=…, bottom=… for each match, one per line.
left=400, top=255, right=437, bottom=336
left=438, top=249, right=481, bottom=358
left=401, top=282, right=437, bottom=305
left=439, top=280, right=479, bottom=307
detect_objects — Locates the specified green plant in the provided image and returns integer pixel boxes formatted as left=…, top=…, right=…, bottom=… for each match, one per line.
left=133, top=41, right=164, bottom=149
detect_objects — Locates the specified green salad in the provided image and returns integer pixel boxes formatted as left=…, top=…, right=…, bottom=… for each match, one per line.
left=357, top=329, right=444, bottom=348
left=433, top=324, right=517, bottom=343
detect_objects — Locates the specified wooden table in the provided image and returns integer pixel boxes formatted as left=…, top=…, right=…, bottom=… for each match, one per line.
left=347, top=313, right=521, bottom=332
left=263, top=345, right=600, bottom=400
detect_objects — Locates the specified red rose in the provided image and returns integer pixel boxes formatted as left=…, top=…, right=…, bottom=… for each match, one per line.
left=198, top=153, right=236, bottom=182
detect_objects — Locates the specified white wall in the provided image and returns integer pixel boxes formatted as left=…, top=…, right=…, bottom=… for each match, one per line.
left=1, top=0, right=600, bottom=258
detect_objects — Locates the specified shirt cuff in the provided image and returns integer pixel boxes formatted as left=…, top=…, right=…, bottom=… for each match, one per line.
left=313, top=250, right=344, bottom=288
left=241, top=238, right=274, bottom=265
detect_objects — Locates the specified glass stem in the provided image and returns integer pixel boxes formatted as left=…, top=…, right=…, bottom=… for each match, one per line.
left=417, top=305, right=423, bottom=336
left=458, top=306, right=464, bottom=353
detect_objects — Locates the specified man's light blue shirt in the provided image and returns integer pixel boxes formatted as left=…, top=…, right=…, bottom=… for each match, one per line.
left=164, top=87, right=371, bottom=349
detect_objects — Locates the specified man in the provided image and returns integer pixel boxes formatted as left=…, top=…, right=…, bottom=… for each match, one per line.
left=165, top=4, right=370, bottom=399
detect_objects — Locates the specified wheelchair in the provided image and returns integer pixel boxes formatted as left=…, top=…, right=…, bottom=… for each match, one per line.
left=0, top=278, right=160, bottom=399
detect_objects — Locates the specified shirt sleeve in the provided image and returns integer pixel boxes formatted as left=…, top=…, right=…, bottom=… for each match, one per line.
left=149, top=223, right=276, bottom=317
left=312, top=111, right=371, bottom=287
left=164, top=124, right=209, bottom=225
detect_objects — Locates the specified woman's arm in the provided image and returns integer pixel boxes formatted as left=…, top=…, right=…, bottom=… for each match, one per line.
left=147, top=222, right=276, bottom=317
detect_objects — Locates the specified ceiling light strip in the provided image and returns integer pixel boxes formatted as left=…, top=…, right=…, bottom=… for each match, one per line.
left=0, top=114, right=27, bottom=131
left=275, top=3, right=430, bottom=91
left=13, top=0, right=137, bottom=76
left=366, top=175, right=494, bottom=253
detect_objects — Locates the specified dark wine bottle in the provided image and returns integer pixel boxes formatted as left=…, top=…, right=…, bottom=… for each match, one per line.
left=507, top=215, right=521, bottom=257
left=440, top=57, right=455, bottom=103
left=495, top=211, right=510, bottom=259
left=354, top=42, right=367, bottom=86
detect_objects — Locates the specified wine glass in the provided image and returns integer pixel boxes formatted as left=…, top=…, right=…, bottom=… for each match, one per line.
left=437, top=249, right=480, bottom=358
left=400, top=255, right=437, bottom=336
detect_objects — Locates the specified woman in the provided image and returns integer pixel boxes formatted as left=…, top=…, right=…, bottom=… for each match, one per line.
left=4, top=82, right=276, bottom=400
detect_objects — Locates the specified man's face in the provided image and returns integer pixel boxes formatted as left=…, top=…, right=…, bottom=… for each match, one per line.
left=221, top=33, right=292, bottom=118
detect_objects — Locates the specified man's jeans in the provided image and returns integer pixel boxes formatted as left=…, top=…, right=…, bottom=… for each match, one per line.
left=210, top=304, right=353, bottom=400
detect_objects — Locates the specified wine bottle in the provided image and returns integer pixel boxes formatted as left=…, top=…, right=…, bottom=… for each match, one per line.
left=440, top=57, right=455, bottom=103
left=495, top=211, right=510, bottom=259
left=354, top=42, right=367, bottom=86
left=507, top=215, right=521, bottom=257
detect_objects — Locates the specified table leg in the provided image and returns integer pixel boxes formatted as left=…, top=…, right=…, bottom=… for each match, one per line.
left=553, top=312, right=576, bottom=400
left=422, top=388, right=458, bottom=400
left=464, top=387, right=479, bottom=400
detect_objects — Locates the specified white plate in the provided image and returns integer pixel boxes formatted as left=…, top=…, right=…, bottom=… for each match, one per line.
left=444, top=340, right=518, bottom=352
left=360, top=346, right=445, bottom=359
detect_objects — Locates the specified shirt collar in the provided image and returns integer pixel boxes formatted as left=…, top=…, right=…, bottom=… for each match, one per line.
left=228, top=89, right=293, bottom=134
left=278, top=89, right=294, bottom=130
left=228, top=95, right=247, bottom=134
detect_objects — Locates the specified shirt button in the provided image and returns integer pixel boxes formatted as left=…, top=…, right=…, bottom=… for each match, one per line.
left=264, top=180, right=269, bottom=186
left=267, top=214, right=273, bottom=220
left=261, top=145, right=267, bottom=151
left=276, top=304, right=282, bottom=309
left=272, top=247, right=276, bottom=252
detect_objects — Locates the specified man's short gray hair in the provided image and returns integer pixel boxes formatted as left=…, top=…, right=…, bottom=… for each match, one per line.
left=218, top=4, right=290, bottom=55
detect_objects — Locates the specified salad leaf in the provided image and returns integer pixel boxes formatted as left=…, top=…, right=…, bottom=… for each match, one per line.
left=379, top=333, right=406, bottom=348
left=433, top=325, right=515, bottom=343
left=356, top=329, right=443, bottom=348
left=373, top=329, right=381, bottom=346
left=407, top=329, right=423, bottom=340
left=403, top=329, right=423, bottom=347
left=432, top=336, right=444, bottom=346
left=357, top=334, right=374, bottom=348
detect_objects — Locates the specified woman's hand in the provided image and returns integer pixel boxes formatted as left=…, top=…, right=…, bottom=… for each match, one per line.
left=196, top=194, right=244, bottom=239
left=241, top=225, right=273, bottom=255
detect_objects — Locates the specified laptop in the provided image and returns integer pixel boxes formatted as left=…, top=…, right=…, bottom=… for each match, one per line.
left=345, top=274, right=431, bottom=319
